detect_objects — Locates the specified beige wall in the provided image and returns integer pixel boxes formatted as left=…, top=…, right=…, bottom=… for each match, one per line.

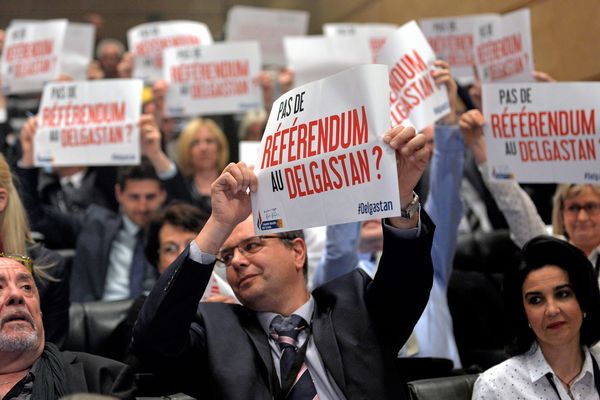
left=2, top=0, right=598, bottom=80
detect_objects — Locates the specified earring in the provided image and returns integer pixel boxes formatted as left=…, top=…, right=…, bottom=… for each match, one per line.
left=584, top=312, right=587, bottom=318
left=528, top=323, right=532, bottom=329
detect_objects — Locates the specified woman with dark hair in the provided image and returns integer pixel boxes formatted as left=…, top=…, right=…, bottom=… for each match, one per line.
left=473, top=235, right=600, bottom=399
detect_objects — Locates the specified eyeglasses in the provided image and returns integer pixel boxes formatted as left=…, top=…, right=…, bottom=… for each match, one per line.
left=0, top=253, right=33, bottom=274
left=216, top=235, right=287, bottom=267
left=158, top=240, right=193, bottom=256
left=563, top=202, right=600, bottom=216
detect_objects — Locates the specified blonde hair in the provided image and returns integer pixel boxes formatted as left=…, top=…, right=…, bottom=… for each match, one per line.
left=0, top=155, right=55, bottom=283
left=176, top=118, right=230, bottom=177
left=0, top=154, right=32, bottom=254
left=552, top=184, right=600, bottom=238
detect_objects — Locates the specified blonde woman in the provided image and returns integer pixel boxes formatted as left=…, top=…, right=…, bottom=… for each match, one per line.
left=142, top=115, right=229, bottom=214
left=0, top=154, right=69, bottom=347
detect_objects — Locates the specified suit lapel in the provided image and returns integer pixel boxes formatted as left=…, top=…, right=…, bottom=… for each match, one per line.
left=313, top=305, right=347, bottom=393
left=60, top=352, right=88, bottom=393
left=242, top=312, right=280, bottom=396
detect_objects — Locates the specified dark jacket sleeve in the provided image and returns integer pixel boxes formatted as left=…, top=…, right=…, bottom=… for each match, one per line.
left=366, top=210, right=435, bottom=353
left=15, top=166, right=83, bottom=249
left=131, top=247, right=214, bottom=368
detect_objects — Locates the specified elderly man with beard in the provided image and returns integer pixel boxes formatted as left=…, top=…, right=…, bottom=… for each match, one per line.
left=0, top=256, right=135, bottom=399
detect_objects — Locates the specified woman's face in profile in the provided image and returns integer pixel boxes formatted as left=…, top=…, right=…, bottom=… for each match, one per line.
left=522, top=265, right=583, bottom=350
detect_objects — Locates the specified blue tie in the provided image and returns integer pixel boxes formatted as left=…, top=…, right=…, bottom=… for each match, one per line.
left=129, top=230, right=146, bottom=298
left=270, top=314, right=319, bottom=399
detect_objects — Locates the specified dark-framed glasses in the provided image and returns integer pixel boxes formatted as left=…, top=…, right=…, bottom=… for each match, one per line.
left=216, top=235, right=287, bottom=267
left=0, top=252, right=33, bottom=274
left=563, top=202, right=600, bottom=216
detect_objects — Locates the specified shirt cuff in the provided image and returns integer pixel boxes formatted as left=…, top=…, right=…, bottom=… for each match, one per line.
left=189, top=240, right=217, bottom=265
left=157, top=161, right=177, bottom=180
left=383, top=209, right=423, bottom=239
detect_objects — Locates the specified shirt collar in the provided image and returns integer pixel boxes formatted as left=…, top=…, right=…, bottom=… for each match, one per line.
left=527, top=342, right=594, bottom=384
left=121, top=214, right=141, bottom=236
left=256, top=295, right=315, bottom=335
left=59, top=169, right=86, bottom=189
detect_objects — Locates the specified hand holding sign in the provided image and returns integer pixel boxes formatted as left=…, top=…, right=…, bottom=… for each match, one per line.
left=19, top=116, right=38, bottom=167
left=431, top=60, right=459, bottom=124
left=383, top=125, right=429, bottom=228
left=459, top=109, right=487, bottom=165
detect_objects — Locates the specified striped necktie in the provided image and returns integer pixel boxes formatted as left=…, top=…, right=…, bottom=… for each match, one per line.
left=270, top=314, right=319, bottom=400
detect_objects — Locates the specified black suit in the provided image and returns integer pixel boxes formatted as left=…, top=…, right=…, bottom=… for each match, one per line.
left=133, top=212, right=435, bottom=399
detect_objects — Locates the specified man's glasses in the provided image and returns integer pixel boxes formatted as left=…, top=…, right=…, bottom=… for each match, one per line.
left=216, top=235, right=287, bottom=267
left=563, top=202, right=600, bottom=216
left=0, top=253, right=33, bottom=273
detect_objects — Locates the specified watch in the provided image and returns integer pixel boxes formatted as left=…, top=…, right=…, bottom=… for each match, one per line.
left=400, top=192, right=420, bottom=219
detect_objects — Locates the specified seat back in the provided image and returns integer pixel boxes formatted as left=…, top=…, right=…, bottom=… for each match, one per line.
left=66, top=299, right=134, bottom=357
left=408, top=374, right=479, bottom=400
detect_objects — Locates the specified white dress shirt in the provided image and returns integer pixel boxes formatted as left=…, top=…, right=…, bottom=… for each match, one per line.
left=473, top=343, right=600, bottom=400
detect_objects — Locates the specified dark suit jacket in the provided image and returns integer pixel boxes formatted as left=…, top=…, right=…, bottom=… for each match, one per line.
left=17, top=167, right=156, bottom=302
left=133, top=212, right=435, bottom=399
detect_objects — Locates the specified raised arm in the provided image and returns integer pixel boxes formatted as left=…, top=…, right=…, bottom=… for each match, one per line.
left=459, top=110, right=547, bottom=248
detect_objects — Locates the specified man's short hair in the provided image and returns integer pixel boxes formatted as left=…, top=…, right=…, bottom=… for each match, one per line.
left=276, top=230, right=308, bottom=282
left=95, top=38, right=125, bottom=59
left=116, top=157, right=162, bottom=191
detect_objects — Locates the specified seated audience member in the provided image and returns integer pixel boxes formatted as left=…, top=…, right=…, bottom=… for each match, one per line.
left=459, top=110, right=600, bottom=271
left=0, top=154, right=69, bottom=348
left=33, top=166, right=117, bottom=229
left=312, top=60, right=463, bottom=367
left=132, top=125, right=434, bottom=399
left=142, top=115, right=230, bottom=215
left=96, top=38, right=125, bottom=79
left=472, top=236, right=600, bottom=399
left=17, top=117, right=166, bottom=302
left=108, top=202, right=235, bottom=364
left=0, top=255, right=135, bottom=399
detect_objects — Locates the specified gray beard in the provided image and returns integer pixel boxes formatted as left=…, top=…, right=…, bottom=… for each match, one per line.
left=0, top=327, right=38, bottom=352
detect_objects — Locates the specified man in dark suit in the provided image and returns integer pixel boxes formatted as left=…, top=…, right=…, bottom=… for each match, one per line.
left=132, top=125, right=434, bottom=399
left=0, top=255, right=135, bottom=399
left=16, top=117, right=167, bottom=302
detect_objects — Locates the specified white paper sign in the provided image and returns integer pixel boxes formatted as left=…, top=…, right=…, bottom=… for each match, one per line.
left=163, top=42, right=263, bottom=117
left=284, top=35, right=371, bottom=87
left=474, top=9, right=534, bottom=83
left=1, top=19, right=67, bottom=94
left=323, top=23, right=397, bottom=62
left=239, top=140, right=261, bottom=166
left=225, top=6, right=309, bottom=67
left=252, top=64, right=400, bottom=234
left=128, top=21, right=213, bottom=83
left=61, top=22, right=95, bottom=81
left=420, top=14, right=496, bottom=84
left=35, top=79, right=143, bottom=166
left=482, top=82, right=600, bottom=183
left=200, top=272, right=236, bottom=302
left=376, top=20, right=450, bottom=131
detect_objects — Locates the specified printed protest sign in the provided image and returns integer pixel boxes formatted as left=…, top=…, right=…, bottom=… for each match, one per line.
left=60, top=22, right=95, bottom=81
left=128, top=21, right=213, bottom=83
left=239, top=140, right=261, bottom=166
left=420, top=14, right=495, bottom=84
left=474, top=9, right=534, bottom=83
left=482, top=82, right=600, bottom=183
left=225, top=6, right=309, bottom=67
left=323, top=23, right=397, bottom=62
left=35, top=79, right=143, bottom=166
left=1, top=19, right=67, bottom=94
left=284, top=35, right=371, bottom=87
left=163, top=41, right=263, bottom=117
left=376, top=20, right=450, bottom=131
left=252, top=64, right=400, bottom=233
